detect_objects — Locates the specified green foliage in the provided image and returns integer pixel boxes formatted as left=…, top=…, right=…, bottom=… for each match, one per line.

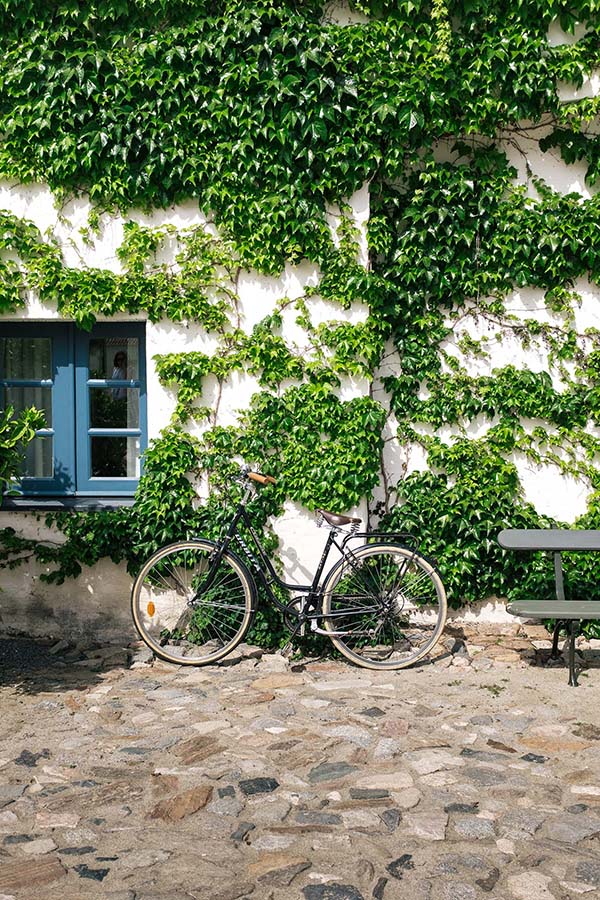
left=0, top=405, right=45, bottom=486
left=4, top=2, right=600, bottom=646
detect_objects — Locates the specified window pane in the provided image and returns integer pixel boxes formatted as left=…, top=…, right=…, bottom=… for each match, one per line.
left=90, top=388, right=139, bottom=428
left=89, top=338, right=139, bottom=380
left=3, top=387, right=52, bottom=426
left=0, top=338, right=52, bottom=379
left=23, top=436, right=53, bottom=478
left=91, top=437, right=140, bottom=478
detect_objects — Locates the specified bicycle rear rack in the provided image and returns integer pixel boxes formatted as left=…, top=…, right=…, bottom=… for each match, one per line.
left=341, top=531, right=420, bottom=550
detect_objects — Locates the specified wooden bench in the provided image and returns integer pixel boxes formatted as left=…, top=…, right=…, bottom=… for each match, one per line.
left=497, top=529, right=600, bottom=686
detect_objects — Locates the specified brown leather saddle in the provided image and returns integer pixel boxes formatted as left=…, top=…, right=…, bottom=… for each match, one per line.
left=316, top=509, right=362, bottom=528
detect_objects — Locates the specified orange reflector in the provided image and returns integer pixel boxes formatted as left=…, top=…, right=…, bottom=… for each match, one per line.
left=147, top=602, right=156, bottom=617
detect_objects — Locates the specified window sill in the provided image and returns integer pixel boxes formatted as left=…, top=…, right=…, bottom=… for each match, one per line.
left=1, top=496, right=136, bottom=511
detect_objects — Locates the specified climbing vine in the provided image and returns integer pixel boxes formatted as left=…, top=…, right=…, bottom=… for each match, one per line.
left=3, top=1, right=600, bottom=641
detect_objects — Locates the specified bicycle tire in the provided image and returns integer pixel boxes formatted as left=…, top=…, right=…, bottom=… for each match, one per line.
left=321, top=542, right=447, bottom=670
left=131, top=539, right=256, bottom=666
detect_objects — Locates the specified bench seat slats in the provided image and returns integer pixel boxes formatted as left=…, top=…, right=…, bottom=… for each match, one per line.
left=507, top=600, right=600, bottom=619
left=499, top=529, right=600, bottom=551
left=497, top=527, right=600, bottom=686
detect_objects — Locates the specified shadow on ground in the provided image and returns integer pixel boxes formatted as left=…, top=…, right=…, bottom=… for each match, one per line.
left=0, top=637, right=131, bottom=695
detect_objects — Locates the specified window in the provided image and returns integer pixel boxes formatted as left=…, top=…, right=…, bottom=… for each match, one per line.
left=0, top=323, right=147, bottom=497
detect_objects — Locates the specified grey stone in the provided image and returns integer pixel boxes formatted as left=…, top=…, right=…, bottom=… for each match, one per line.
left=129, top=646, right=154, bottom=667
left=373, top=738, right=400, bottom=759
left=494, top=714, right=533, bottom=733
left=434, top=854, right=494, bottom=876
left=326, top=725, right=373, bottom=748
left=230, top=822, right=255, bottom=843
left=386, top=854, right=414, bottom=879
left=461, top=767, right=507, bottom=786
left=372, top=877, right=388, bottom=900
left=359, top=707, right=385, bottom=718
left=575, top=860, right=600, bottom=887
left=210, top=884, right=256, bottom=900
left=545, top=814, right=600, bottom=843
left=308, top=762, right=359, bottom=784
left=56, top=846, right=96, bottom=855
left=475, top=867, right=500, bottom=892
left=14, top=749, right=50, bottom=767
left=498, top=809, right=546, bottom=838
left=249, top=716, right=287, bottom=732
left=3, top=833, right=34, bottom=844
left=380, top=808, right=402, bottom=832
left=302, top=886, right=365, bottom=899
left=295, top=810, right=342, bottom=826
left=460, top=747, right=506, bottom=763
left=349, top=788, right=390, bottom=800
left=245, top=799, right=292, bottom=826
left=440, top=883, right=477, bottom=900
left=0, top=786, right=25, bottom=809
left=452, top=816, right=496, bottom=839
left=206, top=794, right=244, bottom=817
left=520, top=753, right=548, bottom=764
left=73, top=864, right=110, bottom=881
left=269, top=701, right=296, bottom=718
left=444, top=802, right=478, bottom=814
left=239, top=777, right=279, bottom=796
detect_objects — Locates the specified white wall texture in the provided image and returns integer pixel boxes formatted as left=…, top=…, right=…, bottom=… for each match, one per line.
left=1, top=89, right=599, bottom=640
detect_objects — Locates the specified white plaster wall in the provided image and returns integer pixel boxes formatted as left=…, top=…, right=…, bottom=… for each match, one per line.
left=2, top=57, right=600, bottom=636
left=0, top=181, right=373, bottom=638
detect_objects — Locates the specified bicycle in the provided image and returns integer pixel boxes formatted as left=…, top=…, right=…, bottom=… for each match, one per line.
left=131, top=464, right=447, bottom=670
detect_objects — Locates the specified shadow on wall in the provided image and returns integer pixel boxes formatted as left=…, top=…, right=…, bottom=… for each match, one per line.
left=0, top=556, right=137, bottom=645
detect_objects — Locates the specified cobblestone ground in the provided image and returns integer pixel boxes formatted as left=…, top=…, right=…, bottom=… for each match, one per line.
left=0, top=626, right=599, bottom=900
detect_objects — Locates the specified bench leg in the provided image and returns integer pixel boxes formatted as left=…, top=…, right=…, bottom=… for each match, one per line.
left=568, top=620, right=579, bottom=687
left=551, top=621, right=564, bottom=659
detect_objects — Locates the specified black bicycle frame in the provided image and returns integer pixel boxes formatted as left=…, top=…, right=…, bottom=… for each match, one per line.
left=219, top=500, right=343, bottom=614
left=195, top=489, right=423, bottom=629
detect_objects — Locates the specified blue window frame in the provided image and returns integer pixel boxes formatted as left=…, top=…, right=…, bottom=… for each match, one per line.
left=0, top=322, right=147, bottom=497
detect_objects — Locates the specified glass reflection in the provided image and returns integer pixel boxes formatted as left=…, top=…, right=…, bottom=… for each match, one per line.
left=0, top=338, right=52, bottom=380
left=90, top=388, right=139, bottom=429
left=3, top=387, right=52, bottom=426
left=23, top=436, right=53, bottom=479
left=91, top=437, right=140, bottom=478
left=89, top=339, right=139, bottom=380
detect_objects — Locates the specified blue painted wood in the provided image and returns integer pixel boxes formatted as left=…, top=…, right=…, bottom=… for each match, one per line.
left=75, top=323, right=146, bottom=496
left=1, top=322, right=146, bottom=498
left=0, top=323, right=75, bottom=494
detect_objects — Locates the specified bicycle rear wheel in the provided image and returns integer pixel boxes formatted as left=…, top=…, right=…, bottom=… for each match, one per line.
left=321, top=542, right=447, bottom=670
left=131, top=540, right=256, bottom=666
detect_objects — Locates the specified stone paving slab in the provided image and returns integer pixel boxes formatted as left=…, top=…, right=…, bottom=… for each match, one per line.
left=0, top=631, right=599, bottom=899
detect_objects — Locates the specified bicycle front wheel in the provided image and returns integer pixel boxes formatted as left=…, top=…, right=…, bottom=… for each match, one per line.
left=131, top=540, right=256, bottom=666
left=321, top=542, right=447, bottom=670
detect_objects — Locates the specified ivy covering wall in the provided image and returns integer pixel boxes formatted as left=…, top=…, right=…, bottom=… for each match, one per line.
left=2, top=0, right=600, bottom=637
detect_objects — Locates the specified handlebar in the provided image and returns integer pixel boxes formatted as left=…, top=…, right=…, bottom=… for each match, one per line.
left=238, top=464, right=276, bottom=486
left=248, top=471, right=277, bottom=485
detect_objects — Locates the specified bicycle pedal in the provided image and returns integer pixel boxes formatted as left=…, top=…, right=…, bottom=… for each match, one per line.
left=281, top=642, right=295, bottom=658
